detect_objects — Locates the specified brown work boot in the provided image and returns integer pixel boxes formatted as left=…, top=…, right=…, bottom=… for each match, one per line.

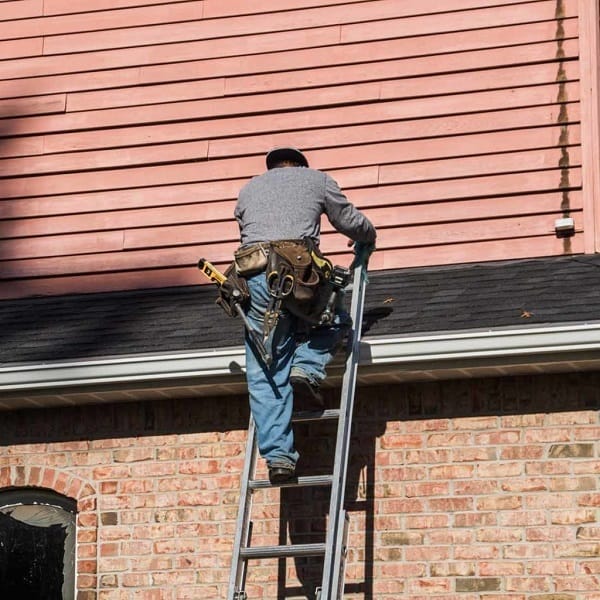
left=268, top=463, right=296, bottom=484
left=291, top=374, right=324, bottom=411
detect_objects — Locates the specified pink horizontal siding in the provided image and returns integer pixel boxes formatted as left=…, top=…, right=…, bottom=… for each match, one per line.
left=0, top=0, right=587, bottom=298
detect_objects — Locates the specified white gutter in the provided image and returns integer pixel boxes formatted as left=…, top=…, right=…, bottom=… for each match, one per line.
left=2, top=322, right=600, bottom=393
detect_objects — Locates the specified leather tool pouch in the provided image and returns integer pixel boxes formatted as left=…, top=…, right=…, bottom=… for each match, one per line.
left=234, top=243, right=268, bottom=277
left=267, top=239, right=333, bottom=324
left=216, top=262, right=251, bottom=318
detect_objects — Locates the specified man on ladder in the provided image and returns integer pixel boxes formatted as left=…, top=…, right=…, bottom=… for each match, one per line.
left=231, top=146, right=376, bottom=485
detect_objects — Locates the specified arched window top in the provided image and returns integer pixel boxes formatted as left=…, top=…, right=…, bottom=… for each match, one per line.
left=0, top=488, right=76, bottom=600
left=0, top=488, right=76, bottom=514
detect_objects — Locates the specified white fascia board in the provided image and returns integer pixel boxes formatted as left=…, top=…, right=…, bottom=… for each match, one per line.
left=364, top=322, right=600, bottom=364
left=0, top=347, right=246, bottom=392
left=2, top=322, right=600, bottom=392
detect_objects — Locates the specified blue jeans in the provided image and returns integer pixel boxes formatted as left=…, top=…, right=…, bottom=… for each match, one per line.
left=244, top=273, right=349, bottom=468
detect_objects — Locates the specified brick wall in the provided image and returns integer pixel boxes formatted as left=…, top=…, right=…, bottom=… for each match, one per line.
left=1, top=371, right=599, bottom=599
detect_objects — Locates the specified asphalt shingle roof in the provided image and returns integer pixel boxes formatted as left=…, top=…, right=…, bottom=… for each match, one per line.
left=2, top=255, right=600, bottom=365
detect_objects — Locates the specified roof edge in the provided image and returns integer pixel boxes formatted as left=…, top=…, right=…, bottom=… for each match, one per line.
left=3, top=322, right=600, bottom=394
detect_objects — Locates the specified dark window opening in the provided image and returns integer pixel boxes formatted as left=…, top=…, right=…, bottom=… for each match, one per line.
left=0, top=489, right=76, bottom=600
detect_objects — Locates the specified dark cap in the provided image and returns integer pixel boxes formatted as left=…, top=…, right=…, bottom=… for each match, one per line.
left=265, top=146, right=309, bottom=169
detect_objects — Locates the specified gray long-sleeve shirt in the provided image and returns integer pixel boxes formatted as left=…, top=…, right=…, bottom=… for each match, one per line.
left=234, top=166, right=376, bottom=246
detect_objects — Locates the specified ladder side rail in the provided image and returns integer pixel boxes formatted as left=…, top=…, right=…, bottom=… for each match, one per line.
left=320, top=262, right=368, bottom=599
left=228, top=417, right=259, bottom=599
left=331, top=510, right=350, bottom=599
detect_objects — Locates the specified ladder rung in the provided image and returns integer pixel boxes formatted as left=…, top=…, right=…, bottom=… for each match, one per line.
left=292, top=408, right=340, bottom=423
left=249, top=474, right=333, bottom=490
left=240, top=542, right=326, bottom=560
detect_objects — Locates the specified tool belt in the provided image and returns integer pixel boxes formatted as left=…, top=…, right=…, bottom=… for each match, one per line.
left=231, top=239, right=335, bottom=343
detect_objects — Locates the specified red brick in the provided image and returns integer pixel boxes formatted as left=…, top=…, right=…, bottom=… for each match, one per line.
left=526, top=527, right=573, bottom=542
left=93, top=465, right=131, bottom=480
left=523, top=429, right=571, bottom=443
left=506, top=577, right=551, bottom=592
left=428, top=497, right=473, bottom=512
left=503, top=543, right=552, bottom=559
left=114, top=448, right=155, bottom=462
left=455, top=544, right=501, bottom=560
left=480, top=561, right=525, bottom=576
left=429, top=464, right=475, bottom=479
left=455, top=512, right=497, bottom=527
left=408, top=577, right=452, bottom=593
left=477, top=528, right=523, bottom=543
left=454, top=480, right=499, bottom=495
left=426, top=432, right=472, bottom=446
left=478, top=462, right=523, bottom=478
left=501, top=414, right=544, bottom=427
left=528, top=560, right=575, bottom=575
left=556, top=576, right=600, bottom=591
left=551, top=510, right=597, bottom=525
left=405, top=481, right=450, bottom=497
left=474, top=430, right=521, bottom=445
left=546, top=412, right=596, bottom=425
left=404, top=448, right=451, bottom=463
left=501, top=445, right=545, bottom=459
left=579, top=493, right=600, bottom=507
left=178, top=459, right=220, bottom=474
left=99, top=543, right=119, bottom=557
left=452, top=447, right=497, bottom=462
left=405, top=514, right=450, bottom=530
left=380, top=433, right=423, bottom=448
left=404, top=546, right=452, bottom=561
left=500, top=478, right=547, bottom=493
left=122, top=573, right=150, bottom=587
left=380, top=561, right=427, bottom=578
left=477, top=496, right=522, bottom=511
left=498, top=510, right=547, bottom=527
left=454, top=416, right=499, bottom=430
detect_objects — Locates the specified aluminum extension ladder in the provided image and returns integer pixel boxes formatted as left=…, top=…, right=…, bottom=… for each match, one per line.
left=228, top=260, right=368, bottom=600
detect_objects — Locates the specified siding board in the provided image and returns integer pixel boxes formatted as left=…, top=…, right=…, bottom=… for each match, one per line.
left=0, top=231, right=125, bottom=261
left=0, top=37, right=43, bottom=60
left=0, top=2, right=205, bottom=40
left=0, top=0, right=43, bottom=21
left=378, top=235, right=585, bottom=271
left=0, top=180, right=246, bottom=219
left=379, top=148, right=582, bottom=187
left=43, top=0, right=202, bottom=16
left=0, top=140, right=210, bottom=177
left=65, top=78, right=226, bottom=112
left=0, top=94, right=66, bottom=119
left=2, top=201, right=237, bottom=239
